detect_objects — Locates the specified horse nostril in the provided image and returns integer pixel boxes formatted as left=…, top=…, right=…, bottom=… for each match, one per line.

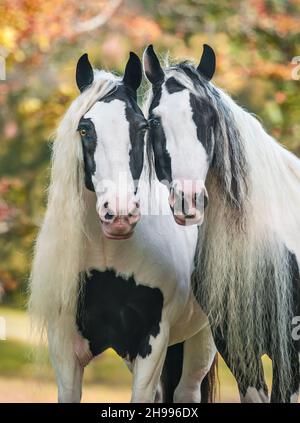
left=104, top=202, right=109, bottom=209
left=128, top=202, right=140, bottom=218
left=193, top=191, right=208, bottom=210
left=204, top=194, right=208, bottom=210
left=185, top=212, right=196, bottom=219
left=104, top=211, right=114, bottom=221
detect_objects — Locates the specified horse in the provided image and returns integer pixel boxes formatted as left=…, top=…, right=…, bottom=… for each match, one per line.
left=142, top=44, right=300, bottom=403
left=28, top=51, right=217, bottom=403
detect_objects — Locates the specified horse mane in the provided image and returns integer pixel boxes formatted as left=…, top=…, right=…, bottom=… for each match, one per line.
left=145, top=59, right=300, bottom=400
left=29, top=70, right=120, bottom=337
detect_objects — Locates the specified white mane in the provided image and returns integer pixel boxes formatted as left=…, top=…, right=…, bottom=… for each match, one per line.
left=197, top=84, right=300, bottom=400
left=29, top=71, right=120, bottom=334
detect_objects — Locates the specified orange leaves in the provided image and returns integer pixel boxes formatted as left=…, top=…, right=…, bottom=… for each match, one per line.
left=249, top=58, right=292, bottom=80
left=256, top=12, right=300, bottom=36
left=250, top=0, right=300, bottom=36
left=120, top=15, right=162, bottom=44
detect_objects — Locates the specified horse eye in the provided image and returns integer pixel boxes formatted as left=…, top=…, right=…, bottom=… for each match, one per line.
left=79, top=128, right=87, bottom=136
left=149, top=118, right=160, bottom=128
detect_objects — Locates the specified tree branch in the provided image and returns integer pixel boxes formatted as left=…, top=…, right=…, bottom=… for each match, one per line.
left=74, top=0, right=123, bottom=34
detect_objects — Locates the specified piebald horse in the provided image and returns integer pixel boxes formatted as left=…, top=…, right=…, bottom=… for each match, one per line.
left=142, top=44, right=300, bottom=403
left=29, top=52, right=216, bottom=403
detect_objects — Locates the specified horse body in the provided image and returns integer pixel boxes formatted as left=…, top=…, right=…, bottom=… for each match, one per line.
left=143, top=44, right=300, bottom=402
left=30, top=53, right=216, bottom=403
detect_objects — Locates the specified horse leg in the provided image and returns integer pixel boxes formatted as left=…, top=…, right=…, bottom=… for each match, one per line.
left=123, top=357, right=164, bottom=403
left=213, top=331, right=269, bottom=403
left=174, top=324, right=217, bottom=403
left=131, top=322, right=169, bottom=403
left=160, top=342, right=184, bottom=402
left=48, top=323, right=85, bottom=403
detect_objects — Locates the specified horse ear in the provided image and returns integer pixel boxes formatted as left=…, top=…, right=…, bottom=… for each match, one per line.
left=123, top=52, right=142, bottom=93
left=143, top=45, right=165, bottom=85
left=76, top=53, right=94, bottom=92
left=197, top=44, right=216, bottom=81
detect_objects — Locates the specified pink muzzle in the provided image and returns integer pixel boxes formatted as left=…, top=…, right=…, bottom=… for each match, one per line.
left=98, top=196, right=141, bottom=240
left=168, top=179, right=208, bottom=226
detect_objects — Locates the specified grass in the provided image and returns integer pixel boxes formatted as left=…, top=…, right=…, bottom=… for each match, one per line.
left=0, top=338, right=131, bottom=386
left=0, top=305, right=274, bottom=402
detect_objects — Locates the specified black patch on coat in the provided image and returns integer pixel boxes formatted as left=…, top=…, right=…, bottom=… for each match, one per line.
left=76, top=269, right=164, bottom=360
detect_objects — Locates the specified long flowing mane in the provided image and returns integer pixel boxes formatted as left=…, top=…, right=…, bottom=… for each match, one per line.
left=145, top=61, right=300, bottom=399
left=29, top=71, right=120, bottom=336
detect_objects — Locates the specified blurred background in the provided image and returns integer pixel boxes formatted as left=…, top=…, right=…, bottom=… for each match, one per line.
left=0, top=0, right=299, bottom=402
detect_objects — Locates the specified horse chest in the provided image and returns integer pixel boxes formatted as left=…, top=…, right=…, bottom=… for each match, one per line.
left=76, top=269, right=164, bottom=360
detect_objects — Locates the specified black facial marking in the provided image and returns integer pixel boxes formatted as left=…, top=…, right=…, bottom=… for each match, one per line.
left=102, top=85, right=146, bottom=189
left=165, top=77, right=185, bottom=94
left=76, top=269, right=164, bottom=360
left=148, top=84, right=172, bottom=184
left=78, top=118, right=97, bottom=191
left=189, top=93, right=216, bottom=160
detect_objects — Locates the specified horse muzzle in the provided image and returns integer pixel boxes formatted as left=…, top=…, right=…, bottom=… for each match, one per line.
left=168, top=180, right=208, bottom=226
left=98, top=197, right=141, bottom=240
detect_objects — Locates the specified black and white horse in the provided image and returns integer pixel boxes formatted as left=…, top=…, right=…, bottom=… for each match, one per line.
left=143, top=44, right=300, bottom=403
left=29, top=52, right=216, bottom=403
